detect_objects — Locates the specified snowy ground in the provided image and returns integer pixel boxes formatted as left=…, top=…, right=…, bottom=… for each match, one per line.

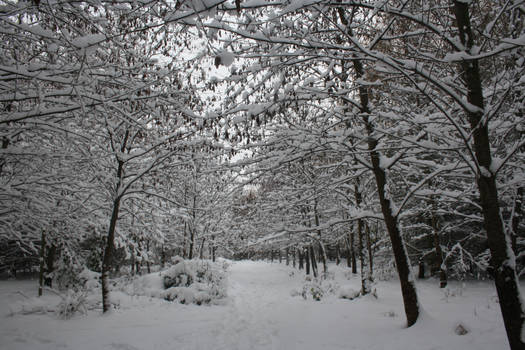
left=0, top=261, right=510, bottom=350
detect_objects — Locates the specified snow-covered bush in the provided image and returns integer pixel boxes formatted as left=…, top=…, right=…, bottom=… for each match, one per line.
left=78, top=268, right=101, bottom=291
left=121, top=259, right=227, bottom=305
left=293, top=277, right=340, bottom=301
left=56, top=290, right=87, bottom=319
left=338, top=286, right=361, bottom=300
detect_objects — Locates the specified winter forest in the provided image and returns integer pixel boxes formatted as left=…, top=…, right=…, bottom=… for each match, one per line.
left=0, top=0, right=524, bottom=349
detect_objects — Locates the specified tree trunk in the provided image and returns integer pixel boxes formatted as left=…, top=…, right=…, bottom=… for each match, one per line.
left=305, top=248, right=310, bottom=276
left=318, top=242, right=327, bottom=276
left=161, top=245, right=166, bottom=268
left=337, top=6, right=420, bottom=326
left=512, top=187, right=522, bottom=254
left=44, top=244, right=56, bottom=287
left=131, top=252, right=135, bottom=276
left=199, top=237, right=206, bottom=259
left=453, top=3, right=525, bottom=348
left=38, top=230, right=45, bottom=297
left=310, top=245, right=318, bottom=278
left=298, top=249, right=304, bottom=270
left=336, top=243, right=341, bottom=265
left=345, top=237, right=352, bottom=268
left=188, top=227, right=195, bottom=260
left=431, top=201, right=447, bottom=288
left=366, top=223, right=374, bottom=285
left=102, top=196, right=122, bottom=313
left=146, top=240, right=151, bottom=274
left=183, top=222, right=188, bottom=259
left=350, top=230, right=357, bottom=274
left=418, top=261, right=425, bottom=279
left=355, top=182, right=370, bottom=295
left=286, top=247, right=290, bottom=265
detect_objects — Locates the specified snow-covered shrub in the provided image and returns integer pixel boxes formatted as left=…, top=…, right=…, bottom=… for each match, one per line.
left=55, top=290, right=87, bottom=319
left=454, top=322, right=469, bottom=335
left=78, top=268, right=101, bottom=291
left=163, top=263, right=194, bottom=289
left=338, top=286, right=361, bottom=300
left=160, top=260, right=227, bottom=304
left=171, top=255, right=184, bottom=265
left=442, top=283, right=466, bottom=301
left=120, top=259, right=227, bottom=305
left=303, top=282, right=323, bottom=301
left=296, top=277, right=340, bottom=301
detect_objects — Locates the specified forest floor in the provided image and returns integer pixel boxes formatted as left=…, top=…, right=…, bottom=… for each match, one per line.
left=0, top=260, right=511, bottom=350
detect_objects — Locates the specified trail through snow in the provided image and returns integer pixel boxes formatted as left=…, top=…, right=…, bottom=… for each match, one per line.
left=0, top=260, right=510, bottom=350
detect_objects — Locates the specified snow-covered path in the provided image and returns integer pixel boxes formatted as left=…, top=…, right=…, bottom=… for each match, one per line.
left=0, top=261, right=509, bottom=350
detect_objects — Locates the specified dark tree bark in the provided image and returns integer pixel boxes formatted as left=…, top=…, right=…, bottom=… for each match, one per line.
left=38, top=230, right=45, bottom=297
left=355, top=182, right=370, bottom=295
left=366, top=223, right=374, bottom=285
left=199, top=237, right=206, bottom=259
left=146, top=240, right=151, bottom=274
left=182, top=222, right=188, bottom=259
left=102, top=195, right=122, bottom=312
left=298, top=249, right=304, bottom=270
left=452, top=3, right=525, bottom=348
left=309, top=245, right=318, bottom=278
left=44, top=244, right=56, bottom=287
left=336, top=243, right=341, bottom=265
left=305, top=248, right=310, bottom=275
left=131, top=252, right=135, bottom=276
left=101, top=130, right=128, bottom=313
left=350, top=231, right=357, bottom=273
left=512, top=187, right=523, bottom=254
left=418, top=261, right=425, bottom=279
left=431, top=200, right=447, bottom=288
left=344, top=237, right=351, bottom=268
left=336, top=6, right=420, bottom=325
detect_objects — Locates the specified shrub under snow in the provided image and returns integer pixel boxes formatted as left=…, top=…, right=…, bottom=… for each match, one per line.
left=291, top=276, right=340, bottom=301
left=124, top=259, right=228, bottom=305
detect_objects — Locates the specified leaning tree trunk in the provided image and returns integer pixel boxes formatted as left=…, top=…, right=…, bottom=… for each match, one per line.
left=336, top=5, right=420, bottom=326
left=347, top=27, right=419, bottom=325
left=365, top=123, right=420, bottom=327
left=453, top=3, right=525, bottom=348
